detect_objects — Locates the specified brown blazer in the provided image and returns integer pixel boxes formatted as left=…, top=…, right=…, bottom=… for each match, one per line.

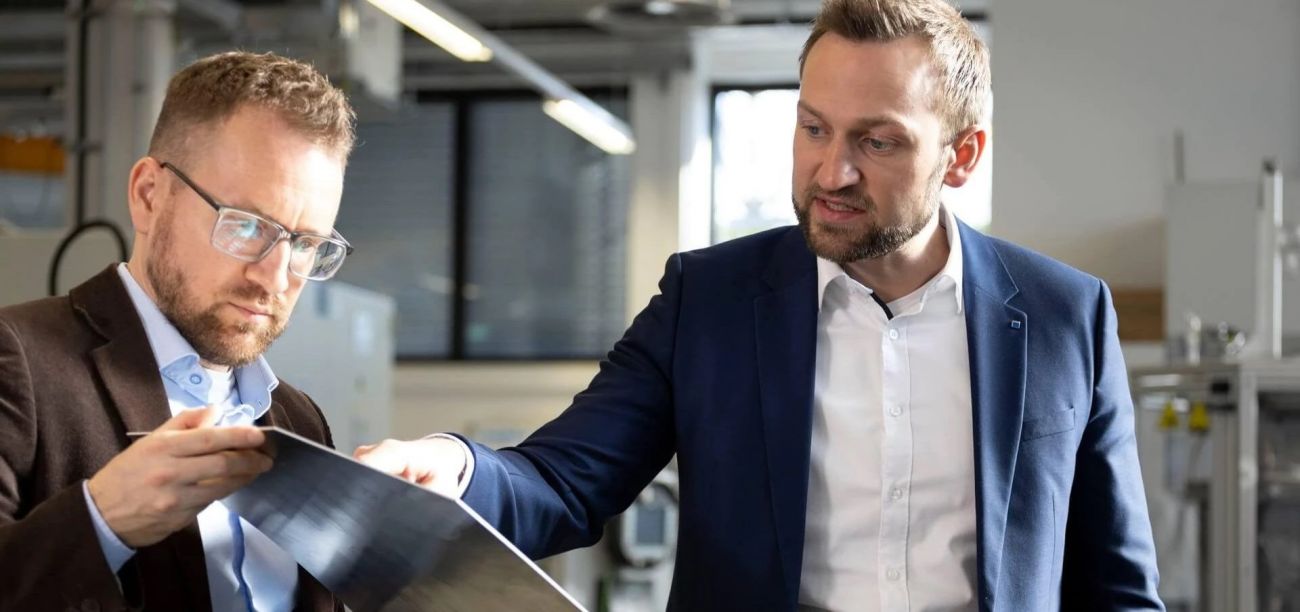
left=0, top=266, right=343, bottom=612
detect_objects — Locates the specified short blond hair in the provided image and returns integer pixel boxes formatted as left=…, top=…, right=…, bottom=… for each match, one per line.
left=149, top=51, right=356, bottom=164
left=799, top=0, right=990, bottom=139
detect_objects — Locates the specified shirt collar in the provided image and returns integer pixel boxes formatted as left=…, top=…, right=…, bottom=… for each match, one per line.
left=815, top=205, right=965, bottom=314
left=115, top=264, right=278, bottom=416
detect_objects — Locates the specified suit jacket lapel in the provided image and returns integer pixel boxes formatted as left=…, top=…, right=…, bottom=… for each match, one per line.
left=128, top=522, right=212, bottom=611
left=958, top=223, right=1027, bottom=612
left=753, top=229, right=819, bottom=608
left=70, top=266, right=213, bottom=609
left=72, top=268, right=173, bottom=435
left=257, top=400, right=290, bottom=429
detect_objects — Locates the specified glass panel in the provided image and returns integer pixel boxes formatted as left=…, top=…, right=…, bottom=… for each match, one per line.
left=1258, top=393, right=1300, bottom=609
left=333, top=103, right=455, bottom=358
left=463, top=94, right=630, bottom=359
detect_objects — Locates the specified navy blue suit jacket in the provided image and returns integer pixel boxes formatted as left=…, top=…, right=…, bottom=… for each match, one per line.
left=462, top=223, right=1163, bottom=611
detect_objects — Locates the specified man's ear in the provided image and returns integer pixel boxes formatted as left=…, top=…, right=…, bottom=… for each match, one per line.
left=127, top=157, right=164, bottom=237
left=942, top=126, right=987, bottom=188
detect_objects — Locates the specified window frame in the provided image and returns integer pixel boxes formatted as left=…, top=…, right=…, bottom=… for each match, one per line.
left=381, top=87, right=630, bottom=363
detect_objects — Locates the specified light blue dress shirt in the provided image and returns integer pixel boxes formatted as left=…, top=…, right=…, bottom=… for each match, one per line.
left=80, top=264, right=299, bottom=611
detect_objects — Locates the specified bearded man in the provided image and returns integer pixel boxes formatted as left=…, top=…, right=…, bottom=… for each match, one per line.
left=353, top=1, right=1164, bottom=610
left=0, top=51, right=356, bottom=611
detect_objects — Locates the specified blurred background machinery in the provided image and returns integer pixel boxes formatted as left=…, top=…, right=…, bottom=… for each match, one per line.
left=1137, top=161, right=1300, bottom=612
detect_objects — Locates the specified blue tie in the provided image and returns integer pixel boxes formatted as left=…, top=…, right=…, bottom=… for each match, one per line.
left=229, top=510, right=255, bottom=611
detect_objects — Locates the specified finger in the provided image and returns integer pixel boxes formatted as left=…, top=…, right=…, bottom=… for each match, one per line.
left=160, top=426, right=266, bottom=458
left=156, top=406, right=221, bottom=432
left=195, top=405, right=223, bottom=428
left=175, top=450, right=273, bottom=484
left=352, top=444, right=376, bottom=460
left=355, top=444, right=412, bottom=477
left=419, top=471, right=460, bottom=498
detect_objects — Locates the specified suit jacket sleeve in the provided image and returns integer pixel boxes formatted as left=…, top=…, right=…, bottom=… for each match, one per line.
left=0, top=316, right=133, bottom=610
left=1061, top=280, right=1164, bottom=610
left=461, top=254, right=683, bottom=559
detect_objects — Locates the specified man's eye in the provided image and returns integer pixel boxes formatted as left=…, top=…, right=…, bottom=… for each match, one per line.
left=864, top=138, right=893, bottom=152
left=234, top=219, right=263, bottom=239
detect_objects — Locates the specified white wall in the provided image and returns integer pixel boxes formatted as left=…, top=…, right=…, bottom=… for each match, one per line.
left=990, top=0, right=1300, bottom=288
left=0, top=231, right=123, bottom=305
left=1165, top=178, right=1300, bottom=337
left=390, top=362, right=600, bottom=441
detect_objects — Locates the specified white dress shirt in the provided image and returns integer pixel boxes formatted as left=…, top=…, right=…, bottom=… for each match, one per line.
left=798, top=207, right=978, bottom=612
left=81, top=264, right=300, bottom=612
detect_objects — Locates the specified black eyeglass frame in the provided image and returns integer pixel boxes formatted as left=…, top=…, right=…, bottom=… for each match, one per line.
left=160, top=160, right=354, bottom=280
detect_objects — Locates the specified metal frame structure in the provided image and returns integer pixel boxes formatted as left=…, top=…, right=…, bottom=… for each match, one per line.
left=1131, top=357, right=1300, bottom=612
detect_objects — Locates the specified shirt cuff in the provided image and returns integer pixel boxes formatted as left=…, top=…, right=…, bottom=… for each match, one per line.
left=424, top=433, right=475, bottom=498
left=81, top=480, right=136, bottom=573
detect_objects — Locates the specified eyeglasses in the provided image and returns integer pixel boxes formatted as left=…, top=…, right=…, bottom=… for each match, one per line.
left=160, top=161, right=353, bottom=281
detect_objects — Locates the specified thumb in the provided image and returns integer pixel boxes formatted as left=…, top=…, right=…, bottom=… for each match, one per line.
left=158, top=405, right=222, bottom=432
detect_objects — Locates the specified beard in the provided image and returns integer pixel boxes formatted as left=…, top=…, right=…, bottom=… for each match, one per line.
left=794, top=160, right=946, bottom=264
left=146, top=211, right=289, bottom=368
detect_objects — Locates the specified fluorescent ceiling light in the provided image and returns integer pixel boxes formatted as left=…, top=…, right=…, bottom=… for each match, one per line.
left=542, top=99, right=636, bottom=155
left=366, top=0, right=636, bottom=153
left=365, top=0, right=492, bottom=62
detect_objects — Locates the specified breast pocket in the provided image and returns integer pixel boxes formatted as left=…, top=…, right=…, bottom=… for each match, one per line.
left=1020, top=406, right=1077, bottom=441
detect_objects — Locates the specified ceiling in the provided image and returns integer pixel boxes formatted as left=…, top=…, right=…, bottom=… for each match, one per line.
left=0, top=0, right=989, bottom=132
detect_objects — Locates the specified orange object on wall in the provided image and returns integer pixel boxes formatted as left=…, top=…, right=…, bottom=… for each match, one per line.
left=0, top=135, right=65, bottom=175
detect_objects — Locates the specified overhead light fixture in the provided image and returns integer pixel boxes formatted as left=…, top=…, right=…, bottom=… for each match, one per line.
left=543, top=98, right=636, bottom=155
left=338, top=3, right=360, bottom=39
left=645, top=0, right=678, bottom=15
left=366, top=0, right=636, bottom=153
left=588, top=0, right=734, bottom=30
left=365, top=0, right=492, bottom=62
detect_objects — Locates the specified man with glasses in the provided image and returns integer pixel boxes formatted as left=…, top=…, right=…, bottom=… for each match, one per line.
left=0, top=51, right=355, bottom=611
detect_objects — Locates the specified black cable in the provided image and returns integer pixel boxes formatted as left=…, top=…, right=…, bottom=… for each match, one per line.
left=48, top=219, right=129, bottom=297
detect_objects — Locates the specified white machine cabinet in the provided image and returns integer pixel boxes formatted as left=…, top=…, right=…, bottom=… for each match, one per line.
left=1131, top=358, right=1300, bottom=612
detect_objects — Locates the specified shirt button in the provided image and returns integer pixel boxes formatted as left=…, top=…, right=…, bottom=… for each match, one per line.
left=189, top=374, right=202, bottom=385
left=889, top=405, right=903, bottom=417
left=886, top=568, right=902, bottom=581
left=888, top=329, right=899, bottom=340
left=890, top=487, right=904, bottom=500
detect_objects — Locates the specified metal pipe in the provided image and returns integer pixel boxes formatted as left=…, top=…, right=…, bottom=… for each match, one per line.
left=1248, top=159, right=1284, bottom=360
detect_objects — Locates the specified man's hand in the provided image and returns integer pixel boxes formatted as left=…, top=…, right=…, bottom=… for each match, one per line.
left=86, top=406, right=270, bottom=548
left=353, top=437, right=467, bottom=497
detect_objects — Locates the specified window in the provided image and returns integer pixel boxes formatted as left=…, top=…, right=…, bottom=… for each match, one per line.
left=335, top=91, right=630, bottom=360
left=710, top=86, right=992, bottom=244
left=711, top=88, right=799, bottom=244
left=462, top=98, right=629, bottom=358
left=333, top=104, right=456, bottom=357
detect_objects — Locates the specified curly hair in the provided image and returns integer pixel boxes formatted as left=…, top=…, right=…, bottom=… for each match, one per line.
left=148, top=51, right=356, bottom=165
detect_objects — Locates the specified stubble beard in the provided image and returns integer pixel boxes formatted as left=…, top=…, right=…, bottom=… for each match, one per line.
left=794, top=161, right=945, bottom=264
left=146, top=212, right=288, bottom=368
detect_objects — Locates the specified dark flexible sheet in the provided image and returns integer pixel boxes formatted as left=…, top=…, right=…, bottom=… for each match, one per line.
left=222, top=427, right=586, bottom=612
